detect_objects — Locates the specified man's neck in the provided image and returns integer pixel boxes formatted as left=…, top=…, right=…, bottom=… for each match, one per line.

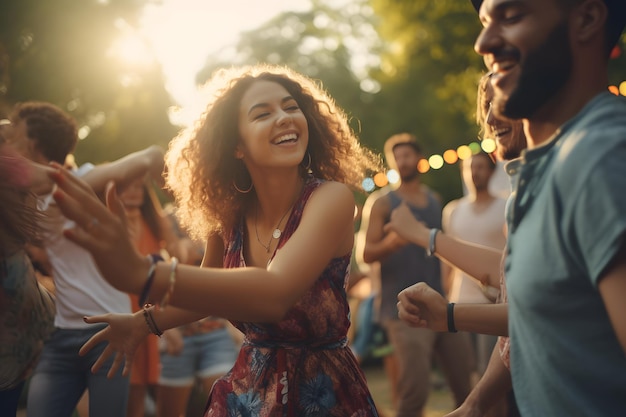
left=470, top=188, right=494, bottom=203
left=398, top=177, right=422, bottom=193
left=525, top=58, right=608, bottom=148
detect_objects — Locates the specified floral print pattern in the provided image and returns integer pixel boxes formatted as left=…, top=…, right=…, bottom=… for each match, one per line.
left=204, top=177, right=379, bottom=417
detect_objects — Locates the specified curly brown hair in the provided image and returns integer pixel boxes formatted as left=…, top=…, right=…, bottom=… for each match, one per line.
left=476, top=73, right=526, bottom=161
left=10, top=101, right=77, bottom=164
left=166, top=64, right=381, bottom=240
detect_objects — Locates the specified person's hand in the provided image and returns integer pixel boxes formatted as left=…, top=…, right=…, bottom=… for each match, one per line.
left=163, top=328, right=184, bottom=356
left=79, top=312, right=149, bottom=378
left=145, top=145, right=165, bottom=187
left=397, top=282, right=448, bottom=332
left=382, top=229, right=410, bottom=251
left=384, top=202, right=430, bottom=247
left=49, top=164, right=151, bottom=295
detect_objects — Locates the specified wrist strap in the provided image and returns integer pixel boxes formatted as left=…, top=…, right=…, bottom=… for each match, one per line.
left=447, top=302, right=458, bottom=333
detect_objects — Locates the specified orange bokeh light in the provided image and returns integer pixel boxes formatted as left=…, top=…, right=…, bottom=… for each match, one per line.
left=373, top=172, right=388, bottom=187
left=443, top=149, right=458, bottom=164
left=417, top=159, right=430, bottom=173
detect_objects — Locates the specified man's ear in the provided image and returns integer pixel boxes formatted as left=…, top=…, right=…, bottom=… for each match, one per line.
left=573, top=0, right=608, bottom=44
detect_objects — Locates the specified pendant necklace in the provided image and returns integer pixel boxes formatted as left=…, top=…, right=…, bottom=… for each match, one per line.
left=254, top=188, right=300, bottom=253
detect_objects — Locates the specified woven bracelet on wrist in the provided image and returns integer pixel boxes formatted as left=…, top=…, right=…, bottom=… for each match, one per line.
left=138, top=253, right=164, bottom=308
left=447, top=302, right=458, bottom=333
left=142, top=305, right=163, bottom=337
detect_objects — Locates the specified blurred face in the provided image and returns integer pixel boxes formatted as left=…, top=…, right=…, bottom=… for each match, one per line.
left=1, top=118, right=40, bottom=162
left=118, top=178, right=145, bottom=209
left=483, top=82, right=527, bottom=160
left=236, top=80, right=309, bottom=172
left=475, top=0, right=573, bottom=119
left=463, top=153, right=494, bottom=193
left=392, top=144, right=421, bottom=182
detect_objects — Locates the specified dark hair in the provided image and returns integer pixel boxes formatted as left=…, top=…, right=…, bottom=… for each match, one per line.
left=383, top=133, right=422, bottom=170
left=10, top=102, right=78, bottom=164
left=472, top=150, right=496, bottom=170
left=471, top=0, right=626, bottom=56
left=476, top=73, right=527, bottom=161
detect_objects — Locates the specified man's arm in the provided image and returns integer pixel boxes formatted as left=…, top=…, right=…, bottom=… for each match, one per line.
left=362, top=196, right=407, bottom=263
left=397, top=282, right=508, bottom=336
left=385, top=202, right=503, bottom=289
left=441, top=200, right=458, bottom=296
left=81, top=145, right=164, bottom=196
left=598, top=245, right=626, bottom=353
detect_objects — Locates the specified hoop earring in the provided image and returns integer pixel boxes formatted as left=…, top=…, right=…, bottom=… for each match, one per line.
left=233, top=178, right=253, bottom=193
left=301, top=151, right=311, bottom=171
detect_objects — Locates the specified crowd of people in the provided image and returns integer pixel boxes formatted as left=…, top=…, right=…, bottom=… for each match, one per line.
left=1, top=0, right=625, bottom=416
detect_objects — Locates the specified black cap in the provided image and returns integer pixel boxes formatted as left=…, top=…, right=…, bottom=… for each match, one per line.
left=470, top=0, right=625, bottom=48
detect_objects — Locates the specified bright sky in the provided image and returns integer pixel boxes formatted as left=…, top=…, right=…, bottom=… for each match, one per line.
left=138, top=0, right=311, bottom=117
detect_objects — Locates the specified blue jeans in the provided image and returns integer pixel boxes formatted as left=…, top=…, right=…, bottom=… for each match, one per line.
left=0, top=380, right=25, bottom=417
left=26, top=326, right=129, bottom=417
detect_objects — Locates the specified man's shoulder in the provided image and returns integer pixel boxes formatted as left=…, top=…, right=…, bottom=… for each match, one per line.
left=443, top=197, right=463, bottom=214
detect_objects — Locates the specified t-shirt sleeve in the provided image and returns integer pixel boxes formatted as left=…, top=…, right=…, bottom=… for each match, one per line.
left=567, top=142, right=626, bottom=287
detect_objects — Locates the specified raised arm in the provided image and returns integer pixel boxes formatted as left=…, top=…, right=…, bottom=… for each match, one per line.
left=52, top=167, right=355, bottom=323
left=362, top=195, right=408, bottom=263
left=386, top=202, right=503, bottom=289
left=397, top=282, right=508, bottom=336
left=81, top=145, right=164, bottom=196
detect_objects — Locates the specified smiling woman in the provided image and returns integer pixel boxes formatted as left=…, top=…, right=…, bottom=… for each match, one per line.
left=50, top=63, right=383, bottom=417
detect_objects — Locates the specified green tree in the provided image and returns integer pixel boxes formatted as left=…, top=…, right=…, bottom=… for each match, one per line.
left=363, top=0, right=485, bottom=202
left=0, top=0, right=178, bottom=165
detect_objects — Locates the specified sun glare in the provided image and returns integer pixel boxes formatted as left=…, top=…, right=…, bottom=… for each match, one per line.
left=137, top=0, right=311, bottom=126
left=108, top=18, right=155, bottom=68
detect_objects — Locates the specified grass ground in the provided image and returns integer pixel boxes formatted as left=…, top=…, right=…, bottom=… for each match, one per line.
left=363, top=360, right=456, bottom=417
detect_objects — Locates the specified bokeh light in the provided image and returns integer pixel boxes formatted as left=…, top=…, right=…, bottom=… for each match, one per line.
left=417, top=159, right=430, bottom=173
left=481, top=138, right=496, bottom=153
left=457, top=145, right=472, bottom=160
left=619, top=81, right=626, bottom=96
left=373, top=172, right=388, bottom=187
left=362, top=177, right=375, bottom=192
left=468, top=142, right=481, bottom=154
left=443, top=149, right=458, bottom=164
left=609, top=85, right=619, bottom=95
left=386, top=169, right=400, bottom=185
left=428, top=154, right=444, bottom=170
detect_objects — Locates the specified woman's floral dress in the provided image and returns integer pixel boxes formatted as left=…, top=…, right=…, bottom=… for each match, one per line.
left=204, top=177, right=379, bottom=417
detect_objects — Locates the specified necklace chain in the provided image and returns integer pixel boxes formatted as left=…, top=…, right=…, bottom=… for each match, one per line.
left=254, top=198, right=297, bottom=253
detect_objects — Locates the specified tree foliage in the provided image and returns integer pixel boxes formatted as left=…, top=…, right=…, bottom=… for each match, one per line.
left=0, top=0, right=177, bottom=165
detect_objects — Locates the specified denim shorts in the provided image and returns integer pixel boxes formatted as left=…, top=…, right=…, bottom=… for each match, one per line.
left=159, top=328, right=237, bottom=387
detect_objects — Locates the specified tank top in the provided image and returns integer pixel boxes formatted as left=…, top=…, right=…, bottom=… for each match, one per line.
left=379, top=190, right=442, bottom=321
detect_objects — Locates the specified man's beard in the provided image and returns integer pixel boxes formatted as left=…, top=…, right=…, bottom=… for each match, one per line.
left=494, top=19, right=573, bottom=120
left=400, top=168, right=419, bottom=182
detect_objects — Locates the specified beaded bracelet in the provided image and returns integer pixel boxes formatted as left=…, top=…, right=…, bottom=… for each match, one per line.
left=138, top=253, right=164, bottom=308
left=158, top=257, right=178, bottom=310
left=142, top=304, right=163, bottom=337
